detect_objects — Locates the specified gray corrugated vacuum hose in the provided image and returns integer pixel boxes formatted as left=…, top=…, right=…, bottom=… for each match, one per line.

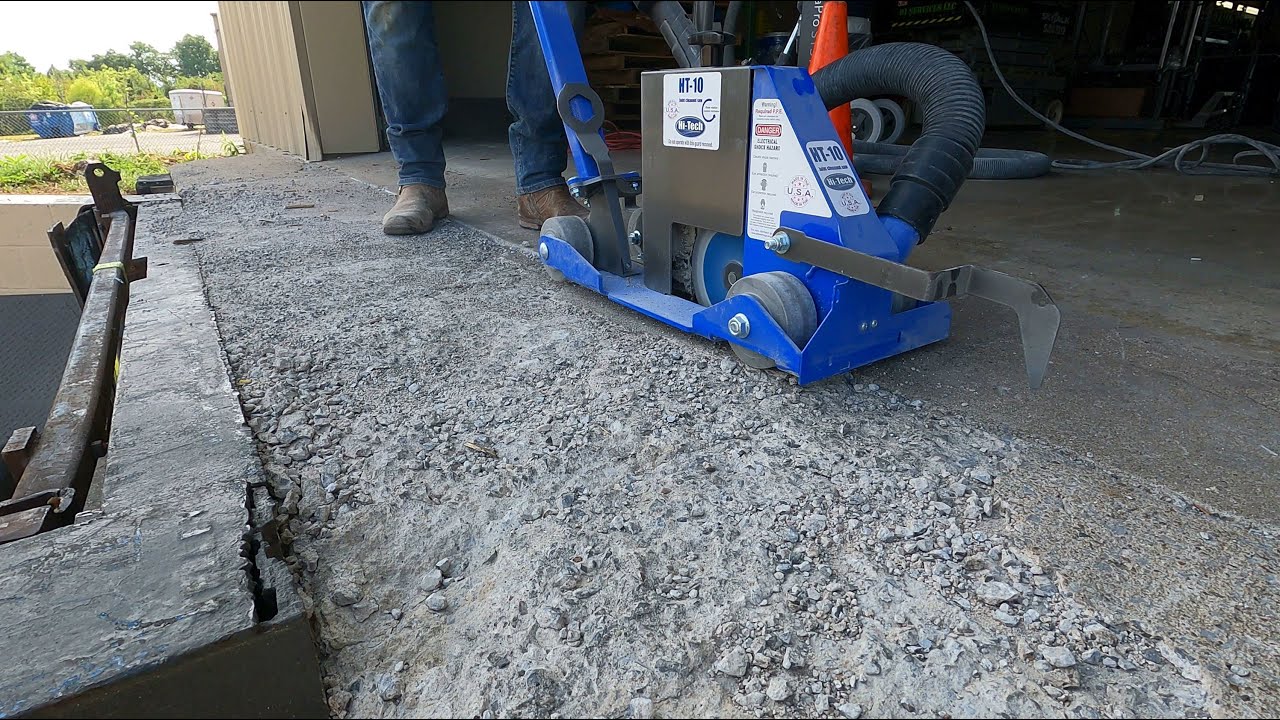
left=634, top=1, right=702, bottom=68
left=813, top=42, right=1038, bottom=240
left=851, top=140, right=1052, bottom=180
left=722, top=1, right=743, bottom=66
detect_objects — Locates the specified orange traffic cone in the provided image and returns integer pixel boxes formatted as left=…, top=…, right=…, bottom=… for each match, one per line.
left=808, top=1, right=852, bottom=160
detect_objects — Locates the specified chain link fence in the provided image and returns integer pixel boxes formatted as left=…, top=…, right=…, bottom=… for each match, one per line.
left=0, top=107, right=242, bottom=159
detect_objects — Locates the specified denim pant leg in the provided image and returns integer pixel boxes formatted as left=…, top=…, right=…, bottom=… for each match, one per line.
left=363, top=1, right=448, bottom=188
left=507, top=1, right=586, bottom=195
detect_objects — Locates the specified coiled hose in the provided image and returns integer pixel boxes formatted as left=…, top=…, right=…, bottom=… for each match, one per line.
left=812, top=42, right=989, bottom=240
left=850, top=140, right=1052, bottom=180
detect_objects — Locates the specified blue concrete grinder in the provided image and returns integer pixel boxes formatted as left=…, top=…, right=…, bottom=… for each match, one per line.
left=531, top=1, right=1061, bottom=389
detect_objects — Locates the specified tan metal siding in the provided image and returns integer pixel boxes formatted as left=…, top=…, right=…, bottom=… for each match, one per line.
left=216, top=1, right=322, bottom=159
left=295, top=1, right=381, bottom=154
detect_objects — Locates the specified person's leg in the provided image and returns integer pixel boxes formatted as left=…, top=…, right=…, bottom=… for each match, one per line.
left=363, top=0, right=450, bottom=233
left=507, top=1, right=590, bottom=228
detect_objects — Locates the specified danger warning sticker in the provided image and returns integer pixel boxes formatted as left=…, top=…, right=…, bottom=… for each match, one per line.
left=746, top=99, right=830, bottom=240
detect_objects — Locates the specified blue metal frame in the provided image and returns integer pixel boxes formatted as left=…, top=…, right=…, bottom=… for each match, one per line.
left=528, top=2, right=600, bottom=187
left=532, top=3, right=953, bottom=386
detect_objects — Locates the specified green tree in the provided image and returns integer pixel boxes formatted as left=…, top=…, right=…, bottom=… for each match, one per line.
left=170, top=34, right=220, bottom=77
left=0, top=51, right=34, bottom=76
left=65, top=77, right=106, bottom=106
left=128, top=42, right=176, bottom=85
left=172, top=73, right=224, bottom=94
left=0, top=72, right=59, bottom=110
left=85, top=49, right=136, bottom=72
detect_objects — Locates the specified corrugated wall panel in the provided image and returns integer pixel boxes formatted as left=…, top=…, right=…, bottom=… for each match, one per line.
left=296, top=1, right=380, bottom=154
left=216, top=1, right=322, bottom=159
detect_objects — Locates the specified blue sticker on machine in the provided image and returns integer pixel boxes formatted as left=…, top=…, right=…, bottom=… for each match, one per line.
left=676, top=117, right=706, bottom=137
left=823, top=173, right=856, bottom=191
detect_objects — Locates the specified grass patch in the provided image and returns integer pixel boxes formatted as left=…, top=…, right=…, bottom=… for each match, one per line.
left=0, top=149, right=231, bottom=194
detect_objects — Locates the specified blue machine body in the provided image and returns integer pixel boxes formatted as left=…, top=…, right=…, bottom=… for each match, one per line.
left=530, top=2, right=952, bottom=386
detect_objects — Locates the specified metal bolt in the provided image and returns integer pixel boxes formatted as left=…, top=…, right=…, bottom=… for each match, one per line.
left=727, top=313, right=751, bottom=339
left=870, top=319, right=879, bottom=329
left=859, top=321, right=869, bottom=332
left=764, top=231, right=791, bottom=253
left=628, top=230, right=642, bottom=245
left=538, top=242, right=549, bottom=261
left=569, top=186, right=581, bottom=197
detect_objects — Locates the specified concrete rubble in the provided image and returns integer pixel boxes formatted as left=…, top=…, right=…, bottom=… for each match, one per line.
left=143, top=153, right=1278, bottom=718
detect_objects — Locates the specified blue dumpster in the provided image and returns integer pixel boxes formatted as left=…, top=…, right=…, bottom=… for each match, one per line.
left=26, top=101, right=75, bottom=139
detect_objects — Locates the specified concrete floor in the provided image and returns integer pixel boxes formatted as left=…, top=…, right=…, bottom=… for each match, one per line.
left=323, top=131, right=1279, bottom=522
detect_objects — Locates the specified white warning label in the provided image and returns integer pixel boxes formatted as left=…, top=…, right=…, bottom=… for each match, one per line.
left=662, top=72, right=721, bottom=150
left=804, top=140, right=871, bottom=216
left=746, top=98, right=830, bottom=240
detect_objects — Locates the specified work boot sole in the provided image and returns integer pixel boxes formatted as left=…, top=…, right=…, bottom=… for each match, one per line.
left=383, top=209, right=448, bottom=236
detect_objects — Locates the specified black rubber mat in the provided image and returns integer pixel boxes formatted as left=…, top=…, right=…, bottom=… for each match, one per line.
left=0, top=293, right=80, bottom=494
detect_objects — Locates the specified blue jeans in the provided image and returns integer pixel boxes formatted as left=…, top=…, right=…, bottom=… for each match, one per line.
left=362, top=1, right=585, bottom=195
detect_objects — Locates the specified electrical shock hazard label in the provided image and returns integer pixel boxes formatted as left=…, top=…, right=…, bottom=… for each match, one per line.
left=805, top=140, right=870, bottom=217
left=662, top=73, right=721, bottom=150
left=747, top=98, right=830, bottom=240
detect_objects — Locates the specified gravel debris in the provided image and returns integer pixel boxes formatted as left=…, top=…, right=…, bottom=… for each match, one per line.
left=715, top=648, right=750, bottom=678
left=627, top=697, right=654, bottom=719
left=837, top=703, right=863, bottom=719
left=766, top=676, right=791, bottom=702
left=160, top=154, right=1280, bottom=719
left=377, top=674, right=401, bottom=703
left=976, top=581, right=1020, bottom=607
left=1040, top=646, right=1077, bottom=669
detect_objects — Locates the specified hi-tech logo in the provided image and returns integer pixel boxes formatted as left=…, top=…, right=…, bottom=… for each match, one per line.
left=823, top=173, right=856, bottom=191
left=675, top=116, right=705, bottom=137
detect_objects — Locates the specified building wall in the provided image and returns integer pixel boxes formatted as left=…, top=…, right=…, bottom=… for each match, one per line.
left=216, top=1, right=321, bottom=159
left=295, top=1, right=381, bottom=154
left=215, top=1, right=511, bottom=158
left=0, top=196, right=83, bottom=295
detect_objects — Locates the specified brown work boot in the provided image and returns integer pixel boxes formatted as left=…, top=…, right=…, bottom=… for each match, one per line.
left=516, top=185, right=588, bottom=230
left=382, top=184, right=449, bottom=235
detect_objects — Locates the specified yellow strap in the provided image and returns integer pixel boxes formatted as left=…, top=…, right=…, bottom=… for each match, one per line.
left=93, top=261, right=125, bottom=273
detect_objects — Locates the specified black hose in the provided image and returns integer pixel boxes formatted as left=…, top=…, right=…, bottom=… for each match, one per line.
left=634, top=1, right=701, bottom=68
left=851, top=140, right=1052, bottom=180
left=812, top=42, right=985, bottom=240
left=723, top=1, right=743, bottom=66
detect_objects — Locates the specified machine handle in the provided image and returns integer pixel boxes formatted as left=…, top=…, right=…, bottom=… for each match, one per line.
left=770, top=227, right=1061, bottom=390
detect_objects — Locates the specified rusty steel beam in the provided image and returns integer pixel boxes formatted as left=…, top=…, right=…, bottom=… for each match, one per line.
left=0, top=164, right=146, bottom=545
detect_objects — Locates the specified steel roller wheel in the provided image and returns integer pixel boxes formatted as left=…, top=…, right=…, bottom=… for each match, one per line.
left=539, top=215, right=593, bottom=281
left=690, top=229, right=745, bottom=306
left=725, top=272, right=818, bottom=369
left=671, top=226, right=745, bottom=306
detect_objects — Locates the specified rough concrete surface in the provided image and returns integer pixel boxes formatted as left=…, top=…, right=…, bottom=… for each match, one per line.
left=161, top=151, right=1278, bottom=719
left=325, top=139, right=1280, bottom=524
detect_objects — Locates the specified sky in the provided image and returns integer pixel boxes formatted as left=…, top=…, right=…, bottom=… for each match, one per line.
left=0, top=1, right=220, bottom=71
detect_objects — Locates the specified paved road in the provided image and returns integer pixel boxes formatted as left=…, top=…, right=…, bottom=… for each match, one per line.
left=0, top=129, right=242, bottom=159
